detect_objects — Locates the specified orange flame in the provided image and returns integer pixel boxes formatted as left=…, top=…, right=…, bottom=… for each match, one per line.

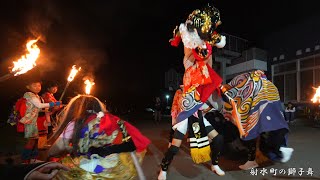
left=84, top=79, right=95, bottom=95
left=11, top=39, right=40, bottom=76
left=311, top=86, right=320, bottom=103
left=67, top=65, right=81, bottom=82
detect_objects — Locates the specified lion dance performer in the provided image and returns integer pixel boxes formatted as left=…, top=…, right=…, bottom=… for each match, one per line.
left=158, top=4, right=236, bottom=179
left=222, top=70, right=294, bottom=170
left=47, top=95, right=150, bottom=179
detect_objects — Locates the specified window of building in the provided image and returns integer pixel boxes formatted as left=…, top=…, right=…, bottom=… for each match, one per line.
left=273, top=65, right=280, bottom=73
left=279, top=54, right=285, bottom=60
left=315, top=69, right=320, bottom=87
left=273, top=75, right=284, bottom=102
left=273, top=62, right=296, bottom=74
left=285, top=62, right=297, bottom=72
left=213, top=61, right=221, bottom=75
left=300, top=57, right=314, bottom=69
left=305, top=48, right=311, bottom=53
left=315, top=55, right=320, bottom=66
left=300, top=70, right=313, bottom=101
left=296, top=50, right=302, bottom=55
left=285, top=73, right=297, bottom=102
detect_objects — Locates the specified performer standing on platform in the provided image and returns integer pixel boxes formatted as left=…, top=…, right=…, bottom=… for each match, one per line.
left=158, top=4, right=227, bottom=179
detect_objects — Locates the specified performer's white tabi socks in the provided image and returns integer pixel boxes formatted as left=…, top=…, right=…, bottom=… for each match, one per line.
left=158, top=170, right=167, bottom=180
left=239, top=160, right=259, bottom=170
left=279, top=147, right=294, bottom=163
left=211, top=165, right=225, bottom=176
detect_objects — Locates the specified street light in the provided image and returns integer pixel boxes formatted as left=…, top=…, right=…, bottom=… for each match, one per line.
left=166, top=94, right=170, bottom=105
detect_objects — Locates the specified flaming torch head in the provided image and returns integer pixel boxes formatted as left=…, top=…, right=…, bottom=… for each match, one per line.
left=84, top=79, right=95, bottom=95
left=311, top=86, right=320, bottom=103
left=67, top=65, right=81, bottom=82
left=11, top=39, right=40, bottom=76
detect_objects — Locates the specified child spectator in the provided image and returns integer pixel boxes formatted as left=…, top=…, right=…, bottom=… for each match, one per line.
left=20, top=78, right=61, bottom=163
left=42, top=81, right=61, bottom=136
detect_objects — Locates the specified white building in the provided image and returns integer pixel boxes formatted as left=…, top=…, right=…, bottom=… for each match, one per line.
left=214, top=33, right=268, bottom=83
left=271, top=45, right=320, bottom=103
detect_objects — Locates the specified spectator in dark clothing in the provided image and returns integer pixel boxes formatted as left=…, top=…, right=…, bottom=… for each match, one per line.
left=285, top=102, right=296, bottom=123
left=154, top=97, right=162, bottom=123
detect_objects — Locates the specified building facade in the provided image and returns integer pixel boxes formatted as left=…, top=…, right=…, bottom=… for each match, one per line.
left=164, top=68, right=183, bottom=91
left=214, top=33, right=268, bottom=83
left=271, top=45, right=320, bottom=103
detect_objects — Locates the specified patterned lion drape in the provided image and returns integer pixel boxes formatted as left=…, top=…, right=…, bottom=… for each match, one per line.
left=223, top=71, right=288, bottom=140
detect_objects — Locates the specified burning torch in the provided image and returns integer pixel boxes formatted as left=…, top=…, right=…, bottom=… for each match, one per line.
left=59, top=65, right=81, bottom=101
left=84, top=79, right=95, bottom=95
left=0, top=39, right=40, bottom=82
left=311, top=86, right=320, bottom=103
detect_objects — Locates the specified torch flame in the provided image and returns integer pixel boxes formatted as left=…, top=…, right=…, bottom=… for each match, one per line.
left=311, top=86, right=320, bottom=103
left=84, top=79, right=95, bottom=95
left=67, top=65, right=81, bottom=82
left=11, top=39, right=40, bottom=76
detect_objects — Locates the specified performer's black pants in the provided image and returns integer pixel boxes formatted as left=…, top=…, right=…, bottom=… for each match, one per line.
left=210, top=134, right=223, bottom=165
left=168, top=128, right=174, bottom=143
left=161, top=130, right=223, bottom=170
left=243, top=128, right=288, bottom=161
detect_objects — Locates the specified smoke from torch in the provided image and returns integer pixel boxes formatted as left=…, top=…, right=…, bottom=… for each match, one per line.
left=84, top=79, right=95, bottom=95
left=311, top=86, right=320, bottom=103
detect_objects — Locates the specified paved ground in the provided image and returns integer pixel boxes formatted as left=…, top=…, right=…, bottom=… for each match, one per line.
left=136, top=117, right=320, bottom=180
left=1, top=114, right=320, bottom=180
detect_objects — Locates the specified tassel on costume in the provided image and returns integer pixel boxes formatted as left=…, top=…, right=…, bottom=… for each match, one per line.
left=188, top=111, right=211, bottom=164
left=190, top=145, right=211, bottom=164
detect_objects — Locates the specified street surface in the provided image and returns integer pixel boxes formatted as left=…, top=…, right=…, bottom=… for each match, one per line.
left=1, top=114, right=319, bottom=179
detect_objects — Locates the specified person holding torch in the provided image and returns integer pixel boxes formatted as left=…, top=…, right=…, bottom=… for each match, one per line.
left=20, top=77, right=61, bottom=163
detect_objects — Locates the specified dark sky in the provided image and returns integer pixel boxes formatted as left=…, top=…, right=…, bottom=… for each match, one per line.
left=0, top=0, right=319, bottom=111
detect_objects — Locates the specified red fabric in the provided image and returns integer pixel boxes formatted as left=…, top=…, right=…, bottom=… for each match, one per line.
left=42, top=92, right=57, bottom=103
left=170, top=36, right=182, bottom=47
left=99, top=113, right=150, bottom=152
left=49, top=157, right=61, bottom=162
left=84, top=114, right=98, bottom=125
left=196, top=64, right=222, bottom=102
left=37, top=116, right=47, bottom=131
left=99, top=113, right=120, bottom=135
left=183, top=61, right=213, bottom=92
left=17, top=123, right=24, bottom=133
left=124, top=121, right=151, bottom=152
left=171, top=89, right=183, bottom=119
left=16, top=98, right=27, bottom=117
left=15, top=98, right=27, bottom=132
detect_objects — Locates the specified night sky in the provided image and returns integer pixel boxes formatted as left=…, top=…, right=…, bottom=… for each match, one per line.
left=0, top=0, right=319, bottom=115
